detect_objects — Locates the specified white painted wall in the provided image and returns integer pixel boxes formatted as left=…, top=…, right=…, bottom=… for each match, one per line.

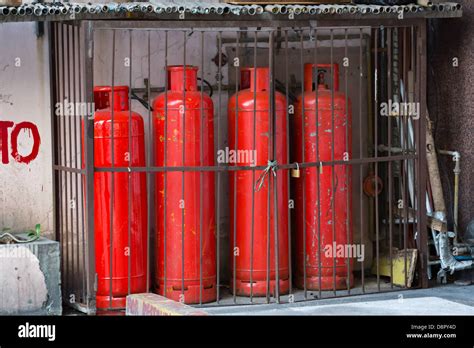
left=0, top=22, right=53, bottom=239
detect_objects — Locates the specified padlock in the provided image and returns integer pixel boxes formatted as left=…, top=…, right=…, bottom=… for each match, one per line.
left=291, top=162, right=300, bottom=178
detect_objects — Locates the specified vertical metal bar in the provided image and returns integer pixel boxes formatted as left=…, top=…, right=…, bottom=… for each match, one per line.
left=387, top=27, right=394, bottom=289
left=359, top=29, right=365, bottom=294
left=395, top=28, right=403, bottom=252
left=53, top=21, right=64, bottom=294
left=410, top=25, right=417, bottom=280
left=146, top=30, right=152, bottom=293
left=216, top=31, right=222, bottom=304
left=330, top=29, right=336, bottom=296
left=109, top=29, right=116, bottom=310
left=417, top=21, right=429, bottom=289
left=250, top=30, right=257, bottom=303
left=128, top=29, right=133, bottom=296
left=314, top=28, right=322, bottom=299
left=61, top=23, right=70, bottom=299
left=48, top=21, right=60, bottom=299
left=403, top=26, right=408, bottom=288
left=163, top=30, right=168, bottom=298
left=233, top=30, right=239, bottom=304
left=269, top=30, right=280, bottom=303
left=67, top=23, right=74, bottom=298
left=299, top=27, right=307, bottom=300
left=181, top=30, right=187, bottom=301
left=78, top=23, right=87, bottom=304
left=199, top=30, right=204, bottom=306
left=344, top=28, right=350, bottom=294
left=265, top=29, right=271, bottom=304
left=82, top=20, right=96, bottom=312
left=72, top=23, right=81, bottom=300
left=284, top=29, right=292, bottom=299
left=374, top=27, right=380, bottom=292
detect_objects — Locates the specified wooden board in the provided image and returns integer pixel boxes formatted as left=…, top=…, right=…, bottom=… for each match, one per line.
left=0, top=0, right=21, bottom=6
left=372, top=248, right=418, bottom=288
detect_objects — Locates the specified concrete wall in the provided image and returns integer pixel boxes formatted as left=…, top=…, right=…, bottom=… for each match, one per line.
left=427, top=0, right=473, bottom=236
left=0, top=22, right=53, bottom=239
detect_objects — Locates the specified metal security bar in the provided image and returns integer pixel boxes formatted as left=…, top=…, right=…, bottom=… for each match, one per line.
left=51, top=18, right=428, bottom=314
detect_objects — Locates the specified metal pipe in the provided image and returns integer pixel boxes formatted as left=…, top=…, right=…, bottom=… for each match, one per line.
left=215, top=6, right=224, bottom=15
left=139, top=3, right=153, bottom=13
left=246, top=6, right=256, bottom=16
left=437, top=232, right=473, bottom=284
left=153, top=5, right=164, bottom=14
left=443, top=2, right=461, bottom=11
left=369, top=5, right=381, bottom=14
left=320, top=5, right=331, bottom=14
left=438, top=150, right=461, bottom=241
left=33, top=4, right=43, bottom=16
left=265, top=5, right=282, bottom=14
left=24, top=5, right=33, bottom=15
left=417, top=0, right=433, bottom=6
left=348, top=6, right=357, bottom=14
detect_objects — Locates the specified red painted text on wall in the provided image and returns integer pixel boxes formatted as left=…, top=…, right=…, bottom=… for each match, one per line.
left=0, top=121, right=41, bottom=164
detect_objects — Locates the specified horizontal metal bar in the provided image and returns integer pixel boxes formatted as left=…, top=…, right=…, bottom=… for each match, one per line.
left=94, top=154, right=418, bottom=173
left=53, top=165, right=85, bottom=174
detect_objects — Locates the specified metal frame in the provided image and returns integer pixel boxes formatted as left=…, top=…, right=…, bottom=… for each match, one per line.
left=50, top=17, right=428, bottom=314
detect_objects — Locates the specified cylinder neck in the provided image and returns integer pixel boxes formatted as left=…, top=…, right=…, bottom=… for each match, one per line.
left=94, top=86, right=130, bottom=111
left=241, top=67, right=269, bottom=92
left=304, top=63, right=339, bottom=92
left=167, top=65, right=198, bottom=91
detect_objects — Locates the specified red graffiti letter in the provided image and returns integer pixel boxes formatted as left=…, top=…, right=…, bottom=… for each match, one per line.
left=0, top=121, right=14, bottom=164
left=10, top=122, right=41, bottom=164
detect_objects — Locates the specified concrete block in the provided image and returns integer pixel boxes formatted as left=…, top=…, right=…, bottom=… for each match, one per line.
left=0, top=234, right=62, bottom=315
left=126, top=293, right=209, bottom=316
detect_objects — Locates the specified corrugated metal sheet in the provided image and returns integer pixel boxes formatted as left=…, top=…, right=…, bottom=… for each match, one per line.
left=0, top=1, right=462, bottom=21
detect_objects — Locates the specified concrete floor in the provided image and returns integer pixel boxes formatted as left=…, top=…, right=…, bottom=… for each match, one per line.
left=203, top=284, right=474, bottom=315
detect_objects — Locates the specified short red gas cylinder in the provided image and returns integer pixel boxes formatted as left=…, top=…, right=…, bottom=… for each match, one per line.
left=83, top=85, right=148, bottom=309
left=153, top=65, right=216, bottom=304
left=228, top=67, right=289, bottom=297
left=293, top=63, right=353, bottom=290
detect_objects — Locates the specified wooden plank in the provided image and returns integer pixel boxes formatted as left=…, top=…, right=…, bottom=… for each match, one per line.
left=427, top=215, right=448, bottom=232
left=373, top=248, right=418, bottom=288
left=0, top=0, right=21, bottom=5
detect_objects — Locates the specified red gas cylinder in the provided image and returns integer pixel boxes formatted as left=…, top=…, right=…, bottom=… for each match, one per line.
left=153, top=65, right=216, bottom=304
left=228, top=67, right=289, bottom=297
left=293, top=63, right=353, bottom=290
left=84, top=85, right=148, bottom=309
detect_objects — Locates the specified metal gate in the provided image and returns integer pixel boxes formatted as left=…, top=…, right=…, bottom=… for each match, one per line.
left=50, top=18, right=428, bottom=314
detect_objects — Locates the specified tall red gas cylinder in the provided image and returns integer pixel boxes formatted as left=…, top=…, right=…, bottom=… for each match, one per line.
left=153, top=66, right=216, bottom=304
left=84, top=86, right=148, bottom=309
left=228, top=67, right=289, bottom=296
left=293, top=63, right=353, bottom=290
